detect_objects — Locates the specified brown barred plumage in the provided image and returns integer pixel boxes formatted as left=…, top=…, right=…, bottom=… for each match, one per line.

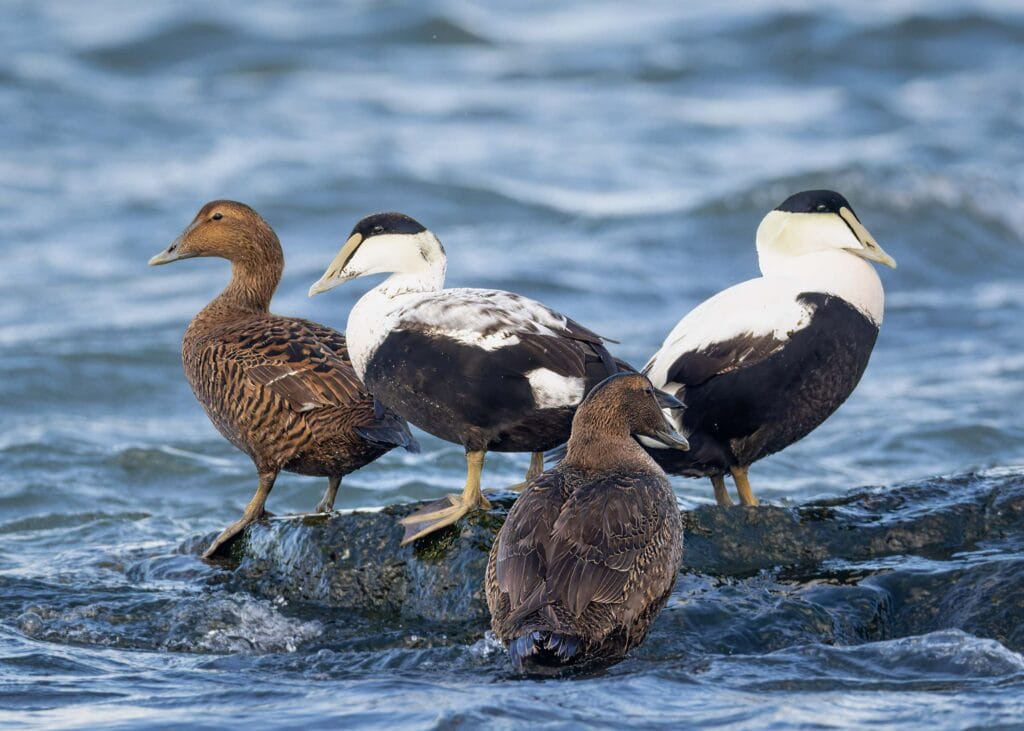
left=485, top=373, right=685, bottom=673
left=151, top=200, right=417, bottom=559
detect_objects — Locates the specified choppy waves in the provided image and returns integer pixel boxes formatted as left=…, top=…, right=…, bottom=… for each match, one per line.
left=2, top=0, right=1024, bottom=727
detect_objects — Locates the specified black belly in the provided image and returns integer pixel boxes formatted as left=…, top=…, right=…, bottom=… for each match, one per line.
left=650, top=293, right=880, bottom=476
left=363, top=329, right=617, bottom=453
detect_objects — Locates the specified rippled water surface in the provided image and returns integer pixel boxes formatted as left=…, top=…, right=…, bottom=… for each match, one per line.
left=2, top=1, right=1023, bottom=728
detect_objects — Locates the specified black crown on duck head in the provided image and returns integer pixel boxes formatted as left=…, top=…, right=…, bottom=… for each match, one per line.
left=775, top=190, right=855, bottom=217
left=350, top=212, right=427, bottom=240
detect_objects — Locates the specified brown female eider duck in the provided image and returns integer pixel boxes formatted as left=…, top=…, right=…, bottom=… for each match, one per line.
left=642, top=190, right=896, bottom=506
left=485, top=372, right=688, bottom=673
left=308, top=212, right=630, bottom=545
left=149, top=201, right=418, bottom=559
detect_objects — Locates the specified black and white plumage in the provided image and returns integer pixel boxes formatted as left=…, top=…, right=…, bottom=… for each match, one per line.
left=642, top=190, right=897, bottom=506
left=309, top=212, right=626, bottom=543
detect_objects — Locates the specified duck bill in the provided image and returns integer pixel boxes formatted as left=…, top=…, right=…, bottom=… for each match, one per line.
left=148, top=236, right=191, bottom=266
left=308, top=233, right=363, bottom=296
left=637, top=389, right=689, bottom=450
left=652, top=426, right=689, bottom=451
left=838, top=207, right=897, bottom=269
left=655, top=389, right=684, bottom=411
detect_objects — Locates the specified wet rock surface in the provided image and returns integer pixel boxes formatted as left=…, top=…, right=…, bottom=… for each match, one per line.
left=221, top=468, right=1024, bottom=652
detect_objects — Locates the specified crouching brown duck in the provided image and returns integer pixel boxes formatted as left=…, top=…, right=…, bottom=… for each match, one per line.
left=486, top=372, right=687, bottom=673
left=149, top=201, right=418, bottom=559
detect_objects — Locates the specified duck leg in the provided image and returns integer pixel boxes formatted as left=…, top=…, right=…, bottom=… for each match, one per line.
left=505, top=452, right=546, bottom=492
left=399, top=450, right=492, bottom=546
left=711, top=474, right=734, bottom=506
left=315, top=476, right=341, bottom=514
left=730, top=466, right=760, bottom=506
left=525, top=451, right=545, bottom=480
left=204, top=471, right=276, bottom=559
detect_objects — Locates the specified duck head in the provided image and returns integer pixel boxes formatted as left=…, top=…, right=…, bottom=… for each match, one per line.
left=149, top=200, right=281, bottom=267
left=571, top=372, right=690, bottom=452
left=755, top=189, right=896, bottom=274
left=308, top=212, right=446, bottom=296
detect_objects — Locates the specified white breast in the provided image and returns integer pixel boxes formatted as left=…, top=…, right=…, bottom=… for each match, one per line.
left=345, top=286, right=412, bottom=379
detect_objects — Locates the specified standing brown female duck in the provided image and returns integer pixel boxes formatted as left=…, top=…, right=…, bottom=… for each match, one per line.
left=486, top=372, right=688, bottom=673
left=149, top=201, right=418, bottom=559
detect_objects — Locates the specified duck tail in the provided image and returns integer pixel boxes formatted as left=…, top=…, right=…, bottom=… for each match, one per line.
left=355, top=401, right=421, bottom=453
left=507, top=631, right=582, bottom=673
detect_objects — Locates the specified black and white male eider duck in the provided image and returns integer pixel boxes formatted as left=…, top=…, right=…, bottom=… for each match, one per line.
left=149, top=201, right=418, bottom=559
left=642, top=190, right=897, bottom=506
left=308, top=212, right=628, bottom=544
left=486, top=372, right=687, bottom=674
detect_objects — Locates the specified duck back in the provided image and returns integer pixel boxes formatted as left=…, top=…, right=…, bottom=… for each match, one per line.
left=486, top=465, right=682, bottom=673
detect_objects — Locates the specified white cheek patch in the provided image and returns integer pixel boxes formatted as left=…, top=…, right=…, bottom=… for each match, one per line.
left=759, top=211, right=863, bottom=265
left=347, top=233, right=431, bottom=278
left=526, top=368, right=585, bottom=409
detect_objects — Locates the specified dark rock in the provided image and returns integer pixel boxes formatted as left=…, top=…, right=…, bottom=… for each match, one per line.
left=217, top=468, right=1024, bottom=652
left=224, top=497, right=514, bottom=625
left=682, top=469, right=1024, bottom=575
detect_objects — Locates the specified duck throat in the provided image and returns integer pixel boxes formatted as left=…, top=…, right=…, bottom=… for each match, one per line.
left=213, top=236, right=285, bottom=314
left=562, top=414, right=653, bottom=473
left=760, top=249, right=885, bottom=325
left=220, top=259, right=282, bottom=312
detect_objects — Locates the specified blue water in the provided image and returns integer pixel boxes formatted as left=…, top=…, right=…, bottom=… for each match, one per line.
left=2, top=1, right=1024, bottom=728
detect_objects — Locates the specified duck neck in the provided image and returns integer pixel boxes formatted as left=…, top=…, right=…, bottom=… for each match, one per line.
left=207, top=235, right=284, bottom=317
left=759, top=249, right=884, bottom=325
left=562, top=414, right=655, bottom=475
left=376, top=266, right=446, bottom=298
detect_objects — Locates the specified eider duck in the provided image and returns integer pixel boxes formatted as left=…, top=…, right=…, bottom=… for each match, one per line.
left=149, top=201, right=418, bottom=559
left=308, top=212, right=628, bottom=545
left=485, top=372, right=688, bottom=673
left=642, top=190, right=896, bottom=506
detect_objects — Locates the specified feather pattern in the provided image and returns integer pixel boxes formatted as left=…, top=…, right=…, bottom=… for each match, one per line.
left=348, top=285, right=611, bottom=378
left=644, top=277, right=815, bottom=388
left=352, top=283, right=621, bottom=453
left=486, top=466, right=681, bottom=670
left=184, top=310, right=416, bottom=475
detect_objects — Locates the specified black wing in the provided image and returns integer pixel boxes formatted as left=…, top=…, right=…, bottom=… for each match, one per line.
left=656, top=331, right=789, bottom=389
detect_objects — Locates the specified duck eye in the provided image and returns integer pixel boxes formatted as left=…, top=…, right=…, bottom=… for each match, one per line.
left=644, top=387, right=653, bottom=395
left=212, top=212, right=223, bottom=221
left=372, top=225, right=384, bottom=235
left=816, top=204, right=828, bottom=212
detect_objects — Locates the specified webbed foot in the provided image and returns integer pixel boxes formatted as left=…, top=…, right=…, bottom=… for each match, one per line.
left=399, top=491, right=492, bottom=546
left=202, top=471, right=276, bottom=560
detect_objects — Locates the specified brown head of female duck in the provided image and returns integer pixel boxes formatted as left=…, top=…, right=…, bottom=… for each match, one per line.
left=149, top=201, right=418, bottom=559
left=486, top=372, right=689, bottom=673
